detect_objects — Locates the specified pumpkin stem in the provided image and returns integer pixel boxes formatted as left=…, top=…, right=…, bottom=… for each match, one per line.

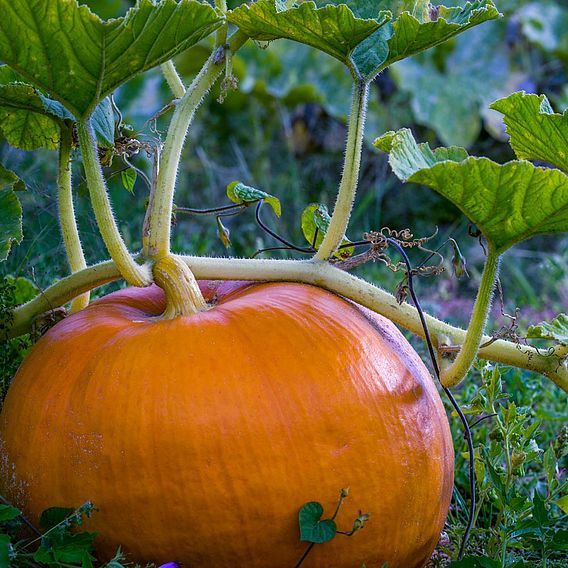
left=153, top=256, right=208, bottom=319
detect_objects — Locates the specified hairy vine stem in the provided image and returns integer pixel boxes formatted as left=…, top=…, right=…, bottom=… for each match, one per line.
left=8, top=257, right=568, bottom=393
left=142, top=31, right=248, bottom=260
left=76, top=120, right=152, bottom=287
left=441, top=248, right=501, bottom=387
left=57, top=125, right=89, bottom=313
left=314, top=80, right=368, bottom=261
left=160, top=60, right=186, bottom=98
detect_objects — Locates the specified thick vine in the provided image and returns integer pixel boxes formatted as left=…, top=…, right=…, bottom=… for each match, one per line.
left=8, top=256, right=568, bottom=393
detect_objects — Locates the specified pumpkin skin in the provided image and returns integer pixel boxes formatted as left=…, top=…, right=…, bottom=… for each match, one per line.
left=0, top=281, right=454, bottom=568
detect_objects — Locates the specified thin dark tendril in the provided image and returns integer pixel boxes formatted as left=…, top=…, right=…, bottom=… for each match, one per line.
left=469, top=413, right=498, bottom=428
left=385, top=238, right=475, bottom=560
left=294, top=543, right=315, bottom=568
left=250, top=246, right=296, bottom=259
left=255, top=202, right=314, bottom=254
left=176, top=203, right=248, bottom=216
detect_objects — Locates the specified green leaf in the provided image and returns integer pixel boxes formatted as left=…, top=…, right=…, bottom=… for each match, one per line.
left=120, top=169, right=137, bottom=193
left=0, top=504, right=20, bottom=522
left=350, top=0, right=500, bottom=79
left=0, top=84, right=61, bottom=150
left=375, top=128, right=568, bottom=253
left=227, top=0, right=391, bottom=72
left=0, top=0, right=222, bottom=118
left=40, top=507, right=77, bottom=531
left=298, top=501, right=337, bottom=544
left=0, top=534, right=10, bottom=568
left=518, top=2, right=568, bottom=61
left=0, top=76, right=113, bottom=149
left=372, top=2, right=500, bottom=74
left=555, top=495, right=568, bottom=515
left=527, top=314, right=568, bottom=345
left=4, top=276, right=39, bottom=305
left=301, top=203, right=353, bottom=259
left=0, top=164, right=23, bottom=262
left=532, top=492, right=550, bottom=527
left=90, top=97, right=115, bottom=149
left=35, top=532, right=98, bottom=567
left=226, top=181, right=281, bottom=217
left=490, top=92, right=568, bottom=174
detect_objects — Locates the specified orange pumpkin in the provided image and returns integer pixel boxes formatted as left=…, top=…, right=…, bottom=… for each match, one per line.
left=0, top=281, right=454, bottom=568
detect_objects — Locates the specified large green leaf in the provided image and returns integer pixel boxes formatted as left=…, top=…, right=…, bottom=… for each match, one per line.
left=0, top=83, right=61, bottom=150
left=0, top=0, right=222, bottom=118
left=309, top=1, right=501, bottom=79
left=373, top=1, right=501, bottom=73
left=227, top=0, right=391, bottom=73
left=490, top=92, right=568, bottom=174
left=0, top=164, right=23, bottom=262
left=0, top=82, right=115, bottom=149
left=375, top=128, right=568, bottom=253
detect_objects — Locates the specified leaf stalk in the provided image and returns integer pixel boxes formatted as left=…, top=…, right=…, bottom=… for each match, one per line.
left=314, top=80, right=368, bottom=260
left=57, top=125, right=89, bottom=312
left=76, top=119, right=151, bottom=287
left=142, top=31, right=248, bottom=260
left=160, top=60, right=186, bottom=98
left=441, top=248, right=501, bottom=387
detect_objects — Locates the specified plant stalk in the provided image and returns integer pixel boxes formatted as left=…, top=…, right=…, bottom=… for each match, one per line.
left=77, top=119, right=152, bottom=287
left=57, top=126, right=89, bottom=313
left=153, top=255, right=207, bottom=318
left=314, top=81, right=368, bottom=260
left=441, top=248, right=501, bottom=387
left=142, top=31, right=247, bottom=260
left=9, top=256, right=567, bottom=393
left=161, top=60, right=186, bottom=98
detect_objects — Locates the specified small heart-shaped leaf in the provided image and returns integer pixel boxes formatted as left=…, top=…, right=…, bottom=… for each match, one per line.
left=375, top=128, right=568, bottom=253
left=298, top=501, right=337, bottom=544
left=121, top=169, right=138, bottom=194
left=491, top=92, right=568, bottom=174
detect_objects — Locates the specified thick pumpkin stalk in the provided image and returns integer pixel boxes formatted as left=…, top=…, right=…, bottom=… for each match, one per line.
left=314, top=81, right=369, bottom=260
left=153, top=255, right=207, bottom=318
left=57, top=126, right=89, bottom=313
left=77, top=119, right=152, bottom=287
